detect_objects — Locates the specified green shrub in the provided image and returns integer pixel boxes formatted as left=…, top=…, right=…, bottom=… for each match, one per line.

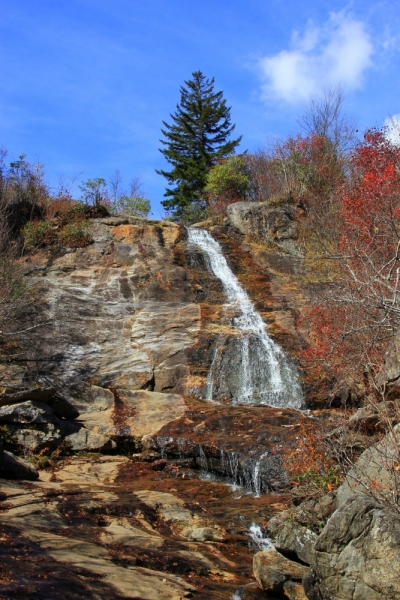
left=294, top=466, right=340, bottom=490
left=58, top=221, right=93, bottom=248
left=22, top=220, right=58, bottom=249
left=112, top=195, right=151, bottom=217
left=57, top=203, right=109, bottom=226
left=205, top=155, right=250, bottom=203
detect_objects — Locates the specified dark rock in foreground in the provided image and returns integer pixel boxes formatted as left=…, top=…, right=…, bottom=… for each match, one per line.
left=0, top=450, right=39, bottom=480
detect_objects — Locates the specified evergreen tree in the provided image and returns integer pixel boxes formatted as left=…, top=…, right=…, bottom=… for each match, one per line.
left=157, top=71, right=241, bottom=216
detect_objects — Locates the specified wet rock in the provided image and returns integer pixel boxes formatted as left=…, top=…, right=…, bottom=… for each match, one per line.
left=0, top=450, right=39, bottom=480
left=48, top=396, right=80, bottom=420
left=253, top=548, right=308, bottom=594
left=304, top=495, right=400, bottom=600
left=0, top=400, right=58, bottom=425
left=268, top=516, right=318, bottom=564
left=0, top=386, right=56, bottom=407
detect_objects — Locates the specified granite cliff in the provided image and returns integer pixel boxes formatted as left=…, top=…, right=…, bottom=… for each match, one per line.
left=1, top=209, right=398, bottom=599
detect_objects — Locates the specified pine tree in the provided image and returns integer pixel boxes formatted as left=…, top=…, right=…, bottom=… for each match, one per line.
left=157, top=71, right=242, bottom=216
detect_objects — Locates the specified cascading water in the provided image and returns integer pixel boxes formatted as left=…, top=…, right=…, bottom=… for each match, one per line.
left=187, top=227, right=303, bottom=409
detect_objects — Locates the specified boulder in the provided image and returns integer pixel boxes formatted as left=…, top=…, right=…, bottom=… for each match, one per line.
left=48, top=396, right=80, bottom=420
left=0, top=386, right=56, bottom=407
left=347, top=402, right=400, bottom=434
left=253, top=548, right=307, bottom=595
left=0, top=450, right=39, bottom=480
left=7, top=423, right=63, bottom=452
left=0, top=400, right=58, bottom=425
left=268, top=516, right=318, bottom=564
left=182, top=526, right=226, bottom=542
left=303, top=495, right=400, bottom=600
left=73, top=385, right=114, bottom=414
left=226, top=202, right=301, bottom=255
left=62, top=423, right=116, bottom=451
left=348, top=406, right=380, bottom=432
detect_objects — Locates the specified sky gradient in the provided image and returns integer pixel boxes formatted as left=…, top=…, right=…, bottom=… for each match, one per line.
left=1, top=0, right=399, bottom=217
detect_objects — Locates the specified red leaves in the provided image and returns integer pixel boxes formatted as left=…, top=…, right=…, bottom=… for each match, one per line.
left=302, top=127, right=400, bottom=397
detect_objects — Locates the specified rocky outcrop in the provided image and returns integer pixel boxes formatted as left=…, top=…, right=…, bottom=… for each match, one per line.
left=303, top=495, right=400, bottom=600
left=303, top=425, right=400, bottom=600
left=0, top=384, right=56, bottom=407
left=79, top=389, right=187, bottom=442
left=226, top=202, right=301, bottom=256
left=0, top=382, right=119, bottom=457
left=0, top=400, right=60, bottom=425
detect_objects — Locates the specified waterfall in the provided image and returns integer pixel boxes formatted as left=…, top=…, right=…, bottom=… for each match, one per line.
left=252, top=451, right=269, bottom=497
left=248, top=524, right=274, bottom=550
left=187, top=227, right=303, bottom=409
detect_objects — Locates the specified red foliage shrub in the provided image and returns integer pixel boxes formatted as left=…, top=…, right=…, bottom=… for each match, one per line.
left=303, top=128, right=400, bottom=399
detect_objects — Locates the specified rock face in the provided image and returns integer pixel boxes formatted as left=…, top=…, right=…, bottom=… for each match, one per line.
left=303, top=495, right=400, bottom=600
left=0, top=453, right=293, bottom=599
left=10, top=214, right=310, bottom=438
left=304, top=426, right=400, bottom=600
left=22, top=217, right=199, bottom=402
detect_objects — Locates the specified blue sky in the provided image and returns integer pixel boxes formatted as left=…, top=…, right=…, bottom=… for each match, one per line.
left=1, top=0, right=399, bottom=217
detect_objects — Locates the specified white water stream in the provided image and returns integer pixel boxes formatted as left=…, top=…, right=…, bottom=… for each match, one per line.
left=187, top=227, right=303, bottom=409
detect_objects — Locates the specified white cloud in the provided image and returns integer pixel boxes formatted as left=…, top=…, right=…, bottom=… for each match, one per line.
left=259, top=12, right=373, bottom=104
left=384, top=114, right=400, bottom=146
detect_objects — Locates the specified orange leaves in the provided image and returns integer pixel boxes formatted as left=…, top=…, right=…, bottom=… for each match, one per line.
left=283, top=420, right=333, bottom=479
